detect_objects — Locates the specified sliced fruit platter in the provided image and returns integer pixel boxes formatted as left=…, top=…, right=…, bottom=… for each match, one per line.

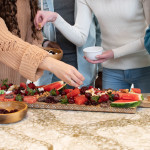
left=0, top=79, right=147, bottom=114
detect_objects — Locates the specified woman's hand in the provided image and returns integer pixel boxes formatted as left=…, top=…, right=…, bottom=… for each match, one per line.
left=39, top=57, right=85, bottom=87
left=84, top=50, right=114, bottom=64
left=34, top=11, right=58, bottom=30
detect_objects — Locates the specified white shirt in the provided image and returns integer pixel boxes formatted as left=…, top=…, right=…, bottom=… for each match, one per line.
left=54, top=0, right=150, bottom=70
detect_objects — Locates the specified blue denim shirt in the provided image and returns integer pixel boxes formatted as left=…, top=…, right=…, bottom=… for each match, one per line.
left=144, top=26, right=150, bottom=54
left=37, top=0, right=101, bottom=87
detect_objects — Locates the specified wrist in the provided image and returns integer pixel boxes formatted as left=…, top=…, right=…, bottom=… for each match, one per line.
left=51, top=12, right=58, bottom=22
left=39, top=56, right=58, bottom=72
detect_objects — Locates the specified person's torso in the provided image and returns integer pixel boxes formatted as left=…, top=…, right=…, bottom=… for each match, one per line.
left=86, top=0, right=146, bottom=50
left=54, top=0, right=77, bottom=60
left=85, top=0, right=150, bottom=70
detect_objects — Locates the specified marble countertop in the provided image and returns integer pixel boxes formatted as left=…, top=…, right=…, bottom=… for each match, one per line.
left=0, top=107, right=150, bottom=150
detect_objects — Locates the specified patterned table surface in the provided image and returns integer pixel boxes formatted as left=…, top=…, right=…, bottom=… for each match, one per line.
left=0, top=107, right=150, bottom=150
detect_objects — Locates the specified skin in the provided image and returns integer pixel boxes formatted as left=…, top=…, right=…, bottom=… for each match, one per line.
left=39, top=56, right=84, bottom=87
left=34, top=12, right=84, bottom=87
left=34, top=11, right=114, bottom=64
left=84, top=50, right=114, bottom=64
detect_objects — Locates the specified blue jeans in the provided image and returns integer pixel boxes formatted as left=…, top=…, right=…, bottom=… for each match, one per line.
left=102, top=67, right=150, bottom=93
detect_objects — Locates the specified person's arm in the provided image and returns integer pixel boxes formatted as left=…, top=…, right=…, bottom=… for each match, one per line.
left=112, top=0, right=150, bottom=59
left=35, top=0, right=93, bottom=47
left=0, top=18, right=49, bottom=82
left=144, top=26, right=150, bottom=53
left=0, top=18, right=84, bottom=87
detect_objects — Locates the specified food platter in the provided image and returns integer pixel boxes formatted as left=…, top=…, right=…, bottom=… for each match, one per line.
left=0, top=80, right=148, bottom=115
left=27, top=102, right=137, bottom=114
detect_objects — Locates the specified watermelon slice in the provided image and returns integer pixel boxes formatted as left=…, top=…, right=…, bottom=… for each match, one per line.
left=117, top=93, right=144, bottom=101
left=130, top=88, right=141, bottom=94
left=111, top=100, right=141, bottom=108
left=67, top=88, right=80, bottom=98
left=0, top=94, right=5, bottom=101
left=39, top=81, right=66, bottom=92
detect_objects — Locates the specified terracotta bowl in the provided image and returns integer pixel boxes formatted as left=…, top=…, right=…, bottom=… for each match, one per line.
left=43, top=47, right=63, bottom=60
left=0, top=101, right=28, bottom=124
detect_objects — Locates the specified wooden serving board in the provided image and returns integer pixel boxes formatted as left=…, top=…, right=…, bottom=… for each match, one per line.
left=27, top=102, right=137, bottom=114
left=140, top=93, right=150, bottom=108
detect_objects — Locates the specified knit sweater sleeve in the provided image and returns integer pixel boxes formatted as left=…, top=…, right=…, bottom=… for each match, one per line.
left=112, top=0, right=150, bottom=58
left=0, top=18, right=49, bottom=82
left=53, top=0, right=92, bottom=47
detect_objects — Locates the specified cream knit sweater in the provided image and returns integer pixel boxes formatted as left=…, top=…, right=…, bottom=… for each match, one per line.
left=53, top=0, right=150, bottom=70
left=0, top=0, right=49, bottom=84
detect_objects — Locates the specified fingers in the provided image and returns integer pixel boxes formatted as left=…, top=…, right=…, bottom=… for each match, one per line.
left=67, top=79, right=80, bottom=88
left=84, top=56, right=101, bottom=64
left=95, top=53, right=107, bottom=59
left=34, top=11, right=45, bottom=29
left=65, top=69, right=84, bottom=87
left=73, top=69, right=85, bottom=83
left=71, top=73, right=84, bottom=86
left=40, top=18, right=48, bottom=28
left=34, top=11, right=41, bottom=28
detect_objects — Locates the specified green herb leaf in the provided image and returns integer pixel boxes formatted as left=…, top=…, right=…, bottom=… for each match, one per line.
left=27, top=87, right=36, bottom=96
left=91, top=96, right=100, bottom=102
left=50, top=89, right=57, bottom=96
left=0, top=90, right=5, bottom=95
left=60, top=96, right=68, bottom=104
left=15, top=94, right=23, bottom=101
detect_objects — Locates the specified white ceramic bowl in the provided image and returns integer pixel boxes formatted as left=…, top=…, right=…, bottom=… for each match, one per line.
left=83, top=46, right=103, bottom=60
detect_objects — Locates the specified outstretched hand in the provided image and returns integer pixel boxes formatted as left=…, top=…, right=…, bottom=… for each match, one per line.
left=39, top=57, right=85, bottom=87
left=34, top=11, right=58, bottom=30
left=84, top=50, right=114, bottom=64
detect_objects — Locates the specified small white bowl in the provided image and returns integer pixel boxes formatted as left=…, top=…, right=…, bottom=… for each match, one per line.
left=83, top=46, right=103, bottom=60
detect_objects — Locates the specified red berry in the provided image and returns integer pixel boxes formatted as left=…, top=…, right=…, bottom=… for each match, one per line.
left=25, top=90, right=29, bottom=95
left=1, top=85, right=7, bottom=90
left=61, top=91, right=66, bottom=96
left=20, top=82, right=27, bottom=89
left=114, top=94, right=120, bottom=100
left=56, top=90, right=59, bottom=95
left=99, top=94, right=109, bottom=102
left=88, top=86, right=93, bottom=89
left=28, top=82, right=36, bottom=89
left=68, top=97, right=75, bottom=104
left=64, top=89, right=73, bottom=94
left=80, top=86, right=88, bottom=94
left=85, top=93, right=92, bottom=99
left=8, top=83, right=13, bottom=87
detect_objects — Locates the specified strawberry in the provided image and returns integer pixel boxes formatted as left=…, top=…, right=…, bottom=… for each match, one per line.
left=64, top=89, right=73, bottom=94
left=1, top=79, right=9, bottom=90
left=8, top=83, right=13, bottom=87
left=99, top=94, right=109, bottom=103
left=88, top=86, right=93, bottom=89
left=28, top=82, right=36, bottom=89
left=74, top=95, right=88, bottom=105
left=20, top=82, right=27, bottom=89
left=1, top=85, right=7, bottom=90
left=56, top=90, right=59, bottom=95
left=25, top=90, right=29, bottom=95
